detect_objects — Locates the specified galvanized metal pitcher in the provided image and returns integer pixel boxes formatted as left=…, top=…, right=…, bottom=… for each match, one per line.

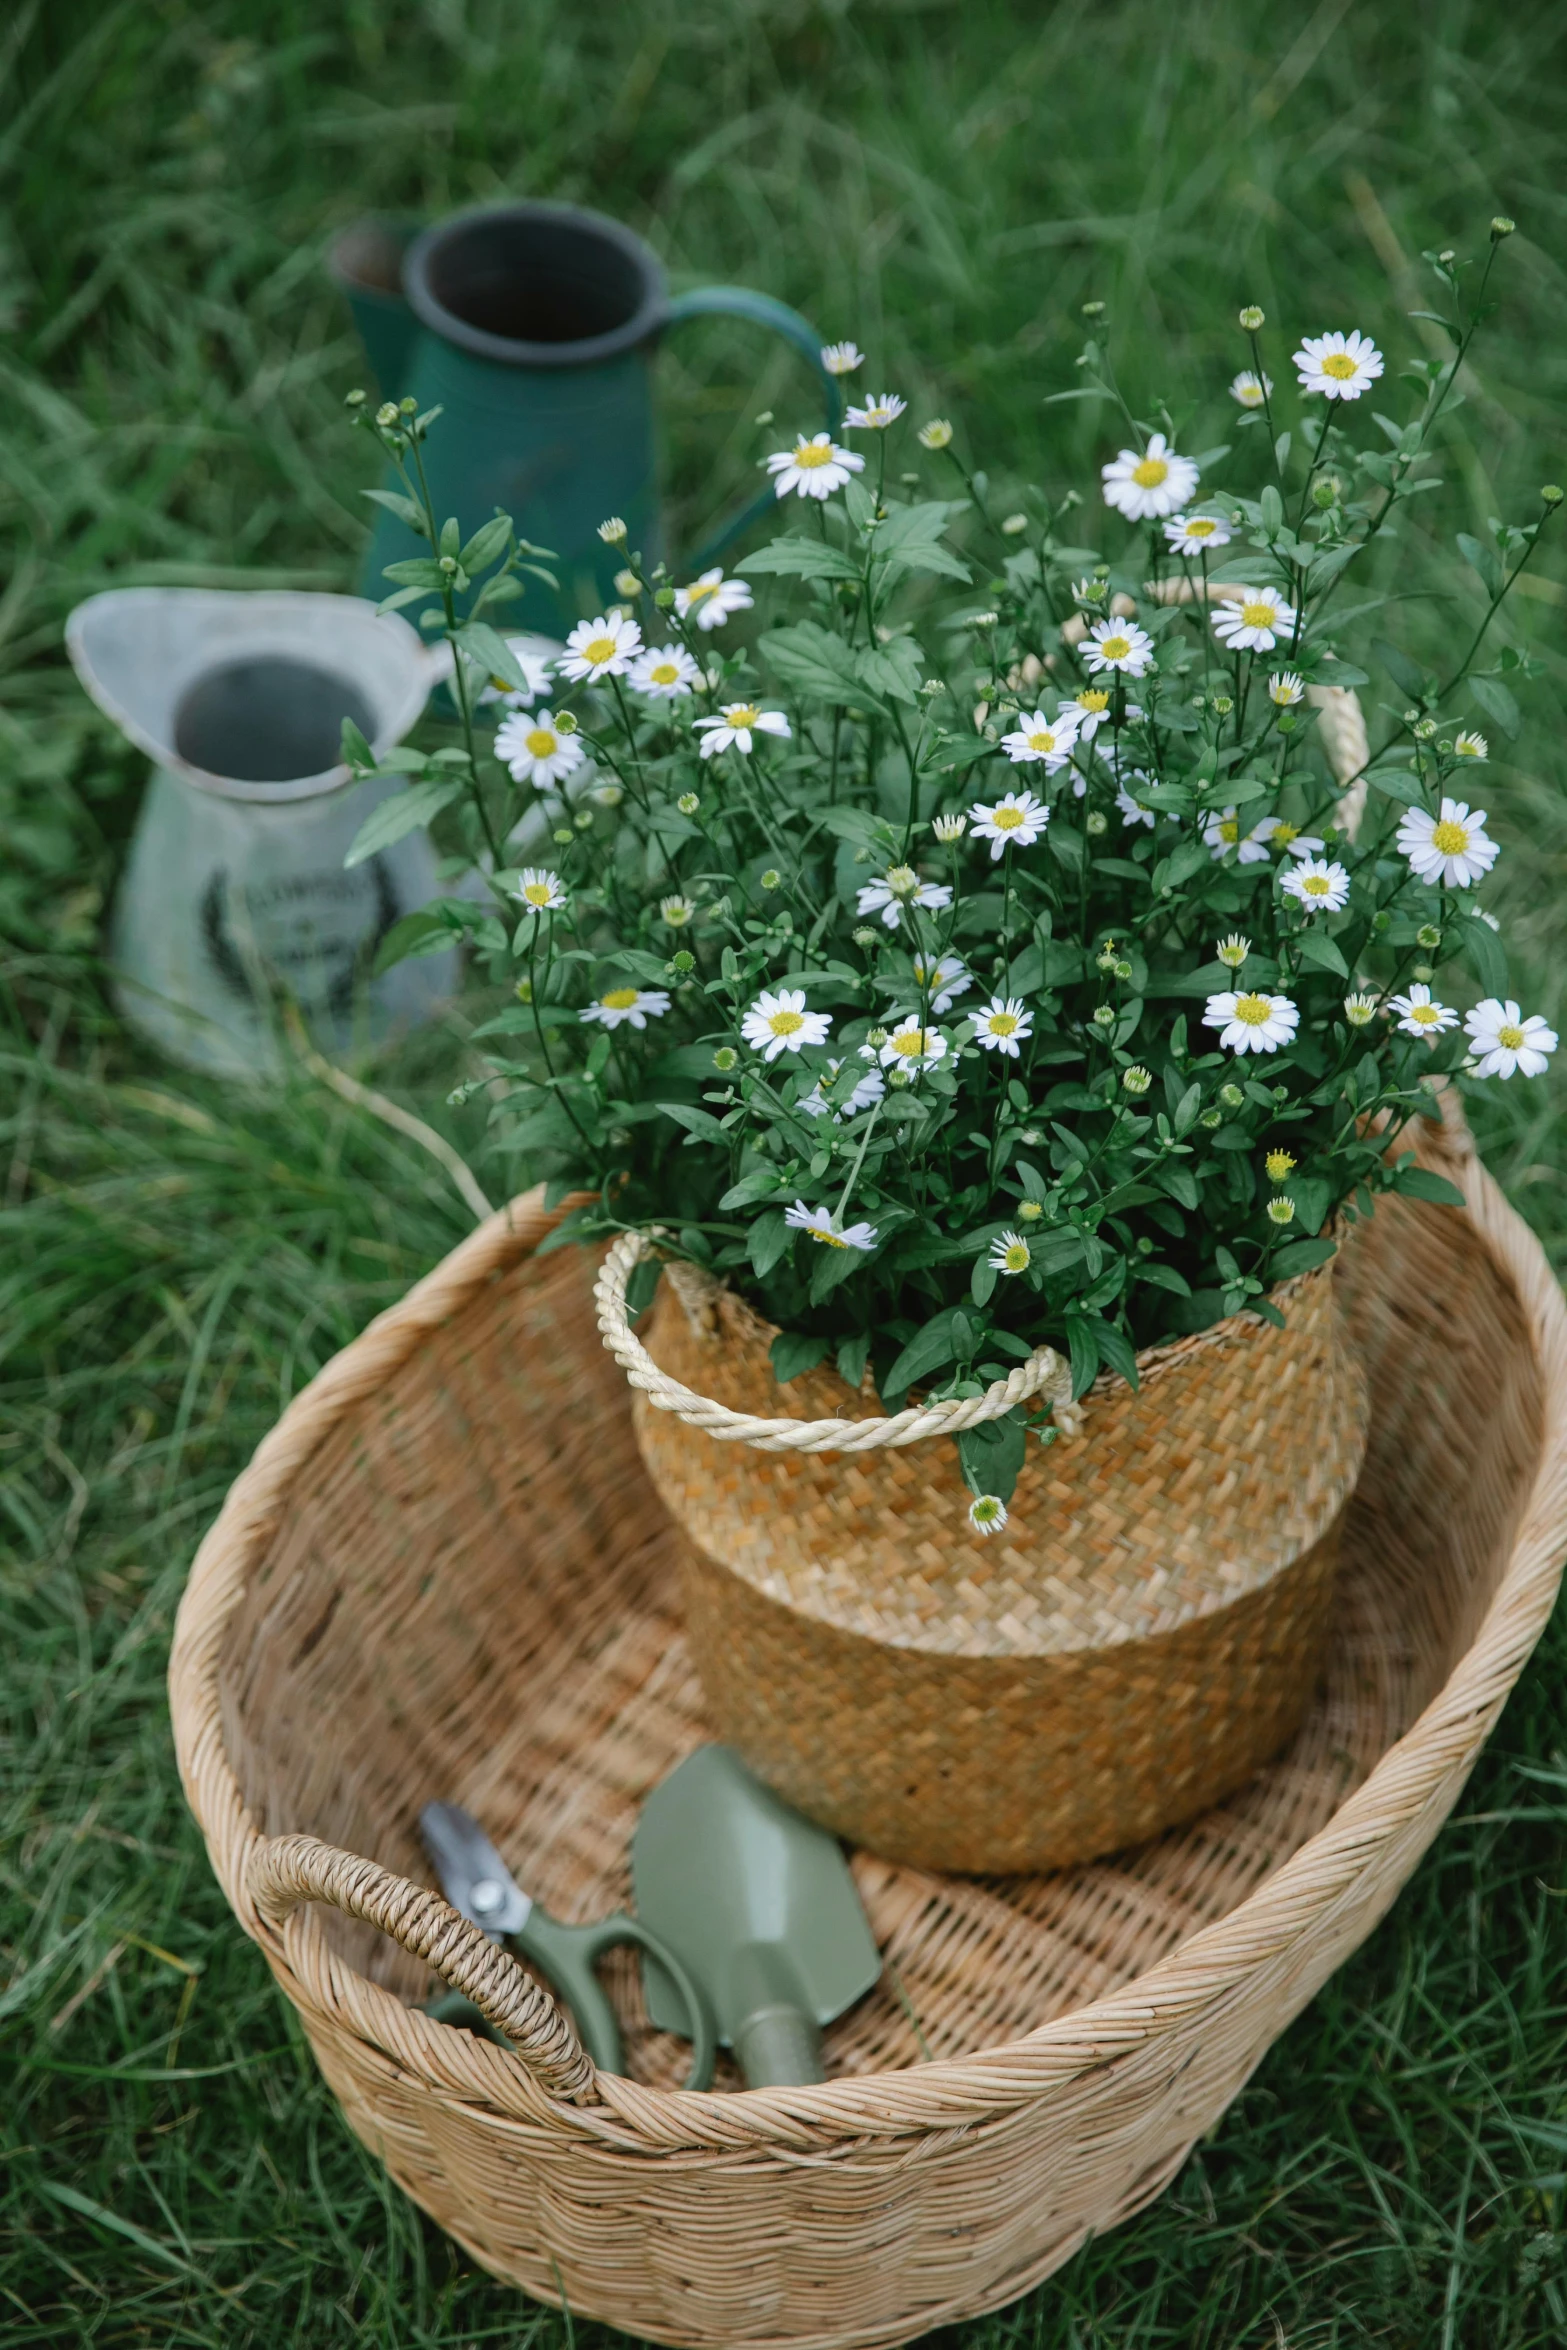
left=330, top=202, right=839, bottom=626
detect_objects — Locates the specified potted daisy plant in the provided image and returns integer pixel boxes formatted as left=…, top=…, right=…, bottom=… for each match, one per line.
left=339, top=219, right=1561, bottom=1868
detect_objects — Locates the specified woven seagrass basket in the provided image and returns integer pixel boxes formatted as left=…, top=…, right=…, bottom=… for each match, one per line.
left=169, top=1100, right=1566, bottom=2350
left=619, top=1248, right=1368, bottom=1873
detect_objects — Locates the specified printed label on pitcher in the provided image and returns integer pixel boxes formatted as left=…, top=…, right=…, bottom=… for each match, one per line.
left=200, top=858, right=401, bottom=1016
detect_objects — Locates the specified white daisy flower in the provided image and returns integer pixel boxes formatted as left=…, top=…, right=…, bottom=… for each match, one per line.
left=1081, top=617, right=1156, bottom=677
left=1389, top=984, right=1459, bottom=1039
left=968, top=1493, right=1008, bottom=1537
left=1163, top=512, right=1233, bottom=557
left=1212, top=587, right=1298, bottom=653
left=741, top=987, right=833, bottom=1061
left=1253, top=818, right=1326, bottom=861
left=1281, top=856, right=1351, bottom=914
left=1116, top=784, right=1156, bottom=829
left=630, top=643, right=701, bottom=699
left=693, top=702, right=792, bottom=758
left=932, top=812, right=968, bottom=843
left=999, top=709, right=1079, bottom=769
left=970, top=997, right=1033, bottom=1057
left=799, top=1059, right=885, bottom=1121
left=477, top=637, right=555, bottom=708
left=879, top=1016, right=948, bottom=1073
left=1216, top=934, right=1251, bottom=968
left=1202, top=808, right=1281, bottom=865
left=766, top=433, right=866, bottom=500
left=1203, top=989, right=1301, bottom=1055
left=1061, top=686, right=1113, bottom=739
left=1396, top=797, right=1499, bottom=889
left=784, top=1200, right=878, bottom=1251
left=1343, top=993, right=1378, bottom=1027
left=917, top=418, right=953, bottom=450
left=1293, top=328, right=1385, bottom=402
left=1453, top=730, right=1489, bottom=761
left=674, top=567, right=754, bottom=631
left=1230, top=369, right=1273, bottom=408
left=969, top=789, right=1050, bottom=859
left=1268, top=671, right=1305, bottom=707
left=659, top=894, right=696, bottom=927
left=596, top=516, right=628, bottom=545
left=1101, top=432, right=1200, bottom=520
left=511, top=867, right=567, bottom=914
left=559, top=611, right=642, bottom=682
left=494, top=708, right=586, bottom=789
left=844, top=392, right=907, bottom=430
left=1464, top=998, right=1559, bottom=1079
left=907, top=953, right=972, bottom=1014
left=580, top=986, right=670, bottom=1030
left=819, top=341, right=865, bottom=377
left=989, top=1231, right=1032, bottom=1275
left=856, top=865, right=953, bottom=929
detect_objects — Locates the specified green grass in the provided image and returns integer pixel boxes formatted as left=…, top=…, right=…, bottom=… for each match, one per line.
left=3, top=1, right=1567, bottom=2342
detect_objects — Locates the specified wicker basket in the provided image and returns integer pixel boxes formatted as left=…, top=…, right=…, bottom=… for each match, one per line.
left=169, top=1101, right=1566, bottom=2350
left=621, top=1250, right=1368, bottom=1872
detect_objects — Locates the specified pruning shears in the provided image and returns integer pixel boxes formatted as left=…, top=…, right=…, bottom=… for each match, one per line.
left=419, top=1801, right=716, bottom=2090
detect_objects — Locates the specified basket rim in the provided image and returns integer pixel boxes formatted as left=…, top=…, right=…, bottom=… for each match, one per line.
left=168, top=1102, right=1567, bottom=2151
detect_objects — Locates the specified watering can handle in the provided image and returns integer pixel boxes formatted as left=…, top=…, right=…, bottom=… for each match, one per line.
left=517, top=1907, right=717, bottom=2092
left=664, top=285, right=843, bottom=572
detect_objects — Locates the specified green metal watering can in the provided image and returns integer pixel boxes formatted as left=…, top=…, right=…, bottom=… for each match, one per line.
left=331, top=203, right=841, bottom=628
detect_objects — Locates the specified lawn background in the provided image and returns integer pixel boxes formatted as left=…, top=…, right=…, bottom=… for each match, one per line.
left=3, top=2, right=1567, bottom=2343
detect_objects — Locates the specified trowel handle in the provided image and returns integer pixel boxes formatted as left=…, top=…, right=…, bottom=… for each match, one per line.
left=515, top=1910, right=716, bottom=2093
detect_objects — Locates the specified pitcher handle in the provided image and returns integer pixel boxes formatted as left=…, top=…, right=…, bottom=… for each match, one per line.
left=663, top=285, right=843, bottom=571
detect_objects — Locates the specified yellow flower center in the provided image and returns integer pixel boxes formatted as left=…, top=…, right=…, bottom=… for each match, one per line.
left=1302, top=873, right=1332, bottom=896
left=650, top=661, right=682, bottom=685
left=1003, top=1243, right=1029, bottom=1270
left=1272, top=823, right=1299, bottom=845
left=525, top=728, right=557, bottom=757
left=1321, top=350, right=1358, bottom=380
left=1131, top=455, right=1169, bottom=488
left=1498, top=1023, right=1525, bottom=1050
left=1235, top=993, right=1273, bottom=1027
left=794, top=442, right=833, bottom=468
left=601, top=988, right=639, bottom=1011
left=885, top=865, right=918, bottom=895
left=891, top=1030, right=929, bottom=1058
left=522, top=883, right=553, bottom=906
left=767, top=1009, right=805, bottom=1037
left=686, top=579, right=719, bottom=603
left=1184, top=517, right=1219, bottom=538
left=1266, top=1152, right=1295, bottom=1180
left=809, top=1226, right=850, bottom=1247
left=1431, top=819, right=1470, bottom=855
left=1410, top=1003, right=1441, bottom=1026
left=1078, top=689, right=1110, bottom=712
left=993, top=805, right=1026, bottom=830
left=725, top=704, right=761, bottom=727
left=583, top=636, right=618, bottom=665
left=1219, top=820, right=1240, bottom=844
left=1098, top=634, right=1131, bottom=662
left=1240, top=600, right=1278, bottom=630
left=1026, top=731, right=1057, bottom=754
left=971, top=1497, right=1002, bottom=1525
left=988, top=1013, right=1020, bottom=1037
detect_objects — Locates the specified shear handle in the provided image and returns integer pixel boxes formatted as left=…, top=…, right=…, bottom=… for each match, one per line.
left=516, top=1908, right=716, bottom=2092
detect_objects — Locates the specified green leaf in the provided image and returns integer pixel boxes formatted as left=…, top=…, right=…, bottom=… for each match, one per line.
left=837, top=1334, right=871, bottom=1391
left=761, top=622, right=878, bottom=707
left=459, top=513, right=513, bottom=573
left=1457, top=531, right=1504, bottom=599
left=344, top=778, right=463, bottom=866
left=1456, top=913, right=1508, bottom=995
left=340, top=717, right=374, bottom=770
left=1297, top=929, right=1350, bottom=978
left=856, top=636, right=925, bottom=705
left=380, top=556, right=448, bottom=588
left=1282, top=1176, right=1331, bottom=1235
left=1269, top=1236, right=1338, bottom=1278
left=1373, top=637, right=1428, bottom=700
left=656, top=1102, right=729, bottom=1142
left=1389, top=1160, right=1467, bottom=1207
left=740, top=539, right=863, bottom=582
left=1469, top=673, right=1521, bottom=739
left=455, top=621, right=529, bottom=692
left=970, top=1254, right=998, bottom=1307
left=1365, top=764, right=1428, bottom=808
left=371, top=905, right=464, bottom=974
left=955, top=1410, right=1027, bottom=1506
left=883, top=1310, right=961, bottom=1400
left=1092, top=1318, right=1140, bottom=1389
left=748, top=1209, right=790, bottom=1278
left=771, top=1332, right=830, bottom=1384
left=1062, top=1312, right=1101, bottom=1400
left=363, top=486, right=428, bottom=532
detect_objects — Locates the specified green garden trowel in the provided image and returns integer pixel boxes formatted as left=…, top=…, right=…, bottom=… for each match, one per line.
left=631, top=1745, right=881, bottom=2088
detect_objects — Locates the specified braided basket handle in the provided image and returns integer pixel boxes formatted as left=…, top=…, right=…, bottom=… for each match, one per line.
left=247, top=1833, right=596, bottom=2104
left=594, top=1229, right=1077, bottom=1453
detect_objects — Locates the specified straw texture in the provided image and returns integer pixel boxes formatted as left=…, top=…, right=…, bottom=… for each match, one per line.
left=630, top=1254, right=1368, bottom=1870
left=168, top=1098, right=1567, bottom=2350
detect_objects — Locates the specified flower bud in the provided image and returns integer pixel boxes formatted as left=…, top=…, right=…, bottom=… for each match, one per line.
left=1085, top=810, right=1109, bottom=836
left=1411, top=962, right=1433, bottom=983
left=555, top=711, right=578, bottom=734
left=677, top=792, right=700, bottom=815
left=1018, top=1198, right=1044, bottom=1220
left=1238, top=305, right=1266, bottom=331
left=597, top=516, right=628, bottom=544
left=1081, top=300, right=1106, bottom=317
left=1543, top=484, right=1564, bottom=507
left=667, top=949, right=696, bottom=976
left=1312, top=478, right=1337, bottom=509
left=1200, top=1108, right=1223, bottom=1129
left=713, top=1047, right=738, bottom=1072
left=574, top=808, right=594, bottom=830
left=654, top=586, right=677, bottom=609
left=1417, top=923, right=1441, bottom=949
left=760, top=868, right=782, bottom=891
left=552, top=828, right=574, bottom=845
left=399, top=396, right=418, bottom=415
left=1114, top=958, right=1133, bottom=981
left=614, top=569, right=641, bottom=599
left=1092, top=1003, right=1117, bottom=1029
left=853, top=926, right=879, bottom=949
left=514, top=977, right=533, bottom=1004
left=887, top=1066, right=911, bottom=1089
left=1372, top=909, right=1392, bottom=932
left=1211, top=693, right=1233, bottom=717
left=1266, top=1196, right=1296, bottom=1226
left=1219, top=1083, right=1244, bottom=1110
left=867, top=1028, right=889, bottom=1048
left=1001, top=513, right=1028, bottom=535
left=1491, top=216, right=1516, bottom=238
left=376, top=401, right=399, bottom=427
left=439, top=554, right=458, bottom=574
left=345, top=388, right=367, bottom=407
left=1121, top=1065, right=1152, bottom=1095
left=917, top=419, right=953, bottom=450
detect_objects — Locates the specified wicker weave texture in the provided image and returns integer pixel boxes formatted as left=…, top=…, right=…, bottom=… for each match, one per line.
left=167, top=1102, right=1567, bottom=2350
left=633, top=1257, right=1368, bottom=1869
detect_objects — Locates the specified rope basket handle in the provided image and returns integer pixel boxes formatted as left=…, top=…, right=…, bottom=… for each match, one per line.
left=1144, top=574, right=1369, bottom=838
left=594, top=1228, right=1076, bottom=1454
left=247, top=1833, right=596, bottom=2104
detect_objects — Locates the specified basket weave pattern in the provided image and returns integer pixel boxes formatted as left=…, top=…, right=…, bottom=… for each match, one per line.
left=168, top=1104, right=1567, bottom=2350
left=634, top=1258, right=1368, bottom=1869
